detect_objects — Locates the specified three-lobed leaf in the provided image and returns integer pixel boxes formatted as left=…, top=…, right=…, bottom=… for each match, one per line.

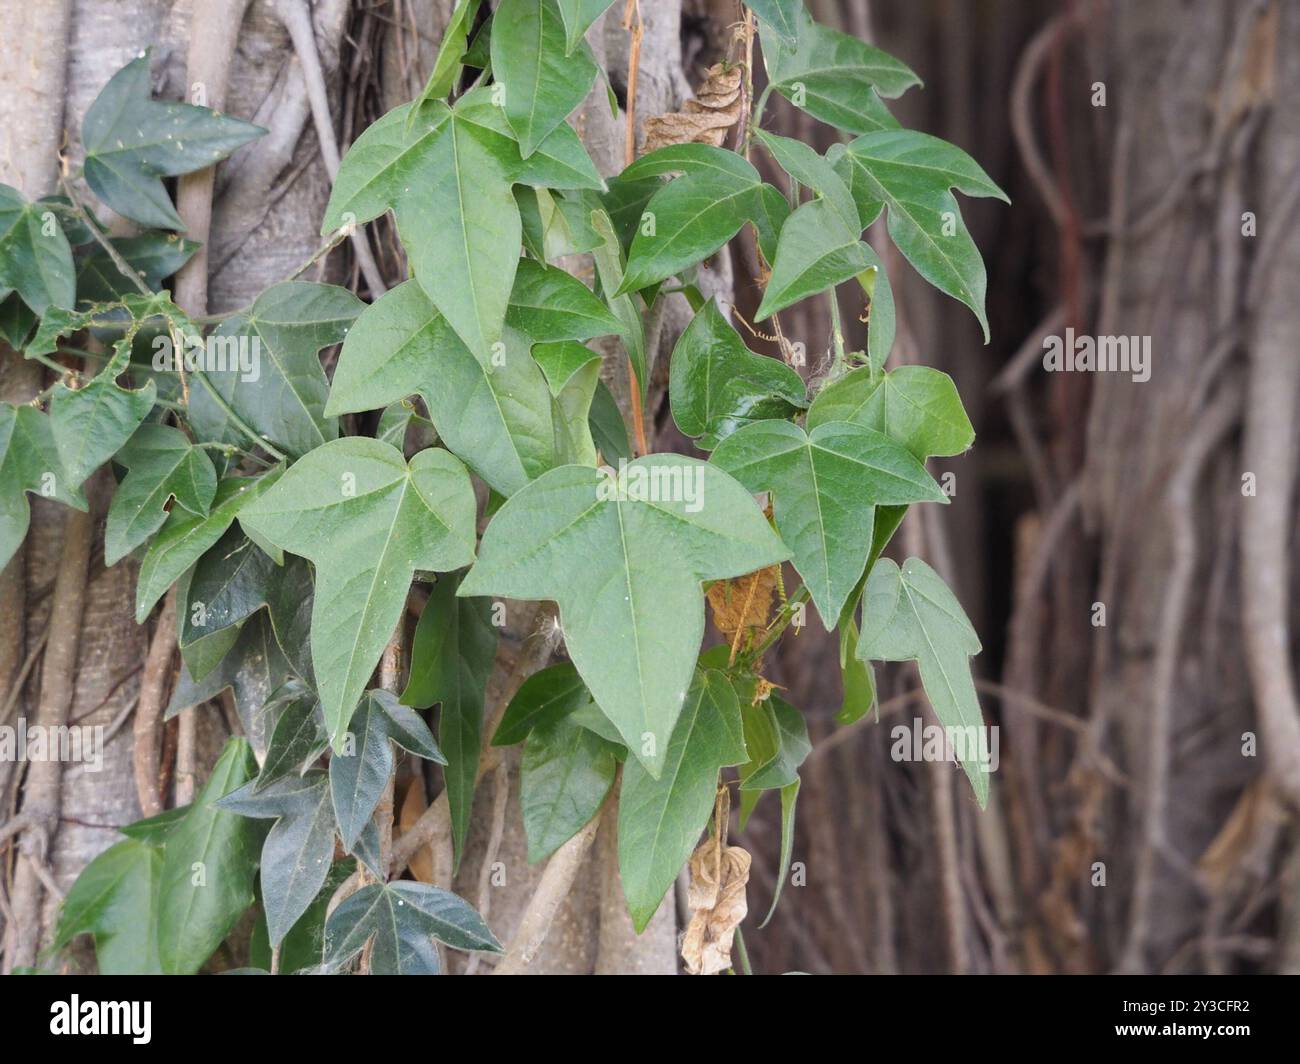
left=459, top=457, right=788, bottom=776
left=712, top=418, right=945, bottom=627
left=240, top=438, right=477, bottom=746
left=81, top=53, right=265, bottom=229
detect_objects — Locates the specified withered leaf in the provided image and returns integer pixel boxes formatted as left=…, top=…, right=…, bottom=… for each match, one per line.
left=642, top=64, right=743, bottom=155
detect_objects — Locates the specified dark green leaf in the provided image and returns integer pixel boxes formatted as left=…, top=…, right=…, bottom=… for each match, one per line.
left=216, top=771, right=337, bottom=948
left=136, top=470, right=282, bottom=622
left=48, top=341, right=155, bottom=491
left=157, top=737, right=261, bottom=973
left=521, top=716, right=618, bottom=862
left=324, top=881, right=501, bottom=973
left=0, top=403, right=88, bottom=572
left=330, top=690, right=444, bottom=852
left=0, top=182, right=76, bottom=312
left=492, top=661, right=595, bottom=746
left=619, top=669, right=747, bottom=931
left=189, top=281, right=362, bottom=459
left=76, top=232, right=199, bottom=303
left=401, top=572, right=496, bottom=867
left=82, top=53, right=265, bottom=229
left=669, top=299, right=806, bottom=449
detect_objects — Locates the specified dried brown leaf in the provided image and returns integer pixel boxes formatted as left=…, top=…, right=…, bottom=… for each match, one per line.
left=707, top=565, right=778, bottom=642
left=641, top=64, right=743, bottom=155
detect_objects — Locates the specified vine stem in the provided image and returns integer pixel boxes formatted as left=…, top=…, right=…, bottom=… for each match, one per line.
left=743, top=584, right=810, bottom=666
left=56, top=170, right=290, bottom=464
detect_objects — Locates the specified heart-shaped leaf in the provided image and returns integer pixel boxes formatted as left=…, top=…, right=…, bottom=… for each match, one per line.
left=711, top=418, right=945, bottom=626
left=669, top=299, right=807, bottom=449
left=459, top=456, right=788, bottom=776
left=240, top=438, right=477, bottom=746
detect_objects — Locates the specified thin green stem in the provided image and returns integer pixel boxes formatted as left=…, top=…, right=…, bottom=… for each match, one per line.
left=828, top=288, right=847, bottom=370
left=734, top=927, right=754, bottom=975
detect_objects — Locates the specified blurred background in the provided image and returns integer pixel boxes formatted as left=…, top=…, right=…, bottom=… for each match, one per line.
left=726, top=0, right=1300, bottom=974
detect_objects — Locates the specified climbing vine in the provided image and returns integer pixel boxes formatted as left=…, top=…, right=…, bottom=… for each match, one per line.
left=0, top=0, right=1004, bottom=975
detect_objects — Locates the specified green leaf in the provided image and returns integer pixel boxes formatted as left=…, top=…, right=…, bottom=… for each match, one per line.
left=459, top=457, right=788, bottom=776
left=618, top=145, right=763, bottom=295
left=179, top=531, right=279, bottom=652
left=104, top=424, right=217, bottom=566
left=521, top=716, right=618, bottom=862
left=711, top=418, right=945, bottom=627
left=453, top=91, right=604, bottom=192
left=413, top=0, right=480, bottom=106
left=856, top=557, right=989, bottom=807
left=400, top=572, right=496, bottom=867
left=0, top=182, right=76, bottom=312
left=54, top=838, right=163, bottom=974
left=834, top=130, right=1008, bottom=339
left=75, top=232, right=199, bottom=303
left=0, top=404, right=88, bottom=572
left=533, top=341, right=601, bottom=466
left=492, top=661, right=595, bottom=746
left=807, top=363, right=973, bottom=458
left=325, top=281, right=557, bottom=496
left=741, top=694, right=810, bottom=791
left=82, top=53, right=265, bottom=229
left=747, top=0, right=802, bottom=46
left=167, top=613, right=295, bottom=755
left=506, top=258, right=622, bottom=342
left=48, top=342, right=156, bottom=491
left=556, top=0, right=618, bottom=54
left=324, top=881, right=502, bottom=974
left=755, top=129, right=859, bottom=230
left=157, top=737, right=261, bottom=973
left=322, top=98, right=520, bottom=363
left=619, top=669, right=747, bottom=931
left=835, top=618, right=876, bottom=725
left=759, top=779, right=800, bottom=927
left=492, top=0, right=599, bottom=157
left=136, top=470, right=282, bottom=622
left=0, top=292, right=37, bottom=348
left=762, top=9, right=918, bottom=135
left=240, top=439, right=477, bottom=747
left=590, top=208, right=647, bottom=399
left=588, top=378, right=630, bottom=462
left=215, top=772, right=337, bottom=948
left=754, top=198, right=872, bottom=321
left=255, top=687, right=327, bottom=792
left=189, top=281, right=362, bottom=459
left=669, top=299, right=806, bottom=450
